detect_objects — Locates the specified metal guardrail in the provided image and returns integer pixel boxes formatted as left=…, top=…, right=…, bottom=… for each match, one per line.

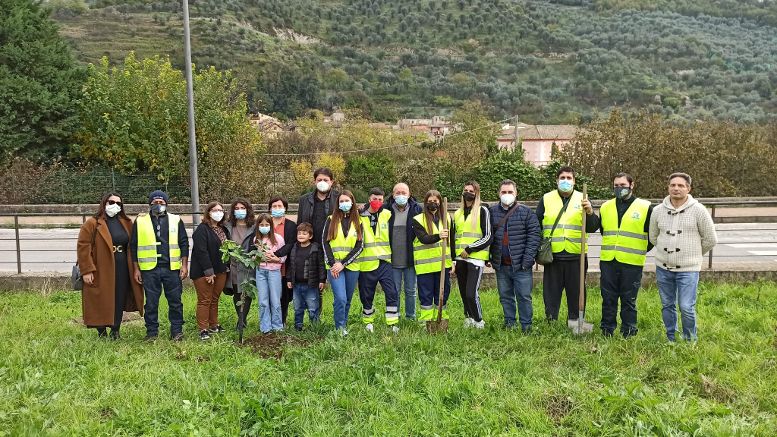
left=0, top=200, right=776, bottom=273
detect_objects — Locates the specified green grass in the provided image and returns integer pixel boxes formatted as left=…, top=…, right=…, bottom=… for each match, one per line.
left=1, top=282, right=777, bottom=435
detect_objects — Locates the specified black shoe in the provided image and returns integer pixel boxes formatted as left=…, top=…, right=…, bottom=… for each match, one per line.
left=171, top=333, right=184, bottom=342
left=97, top=328, right=108, bottom=338
left=208, top=325, right=224, bottom=334
left=109, top=330, right=121, bottom=340
left=295, top=325, right=303, bottom=331
left=144, top=334, right=158, bottom=342
left=199, top=330, right=211, bottom=341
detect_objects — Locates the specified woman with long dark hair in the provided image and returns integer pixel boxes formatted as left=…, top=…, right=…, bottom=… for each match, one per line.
left=224, top=198, right=256, bottom=331
left=76, top=192, right=143, bottom=339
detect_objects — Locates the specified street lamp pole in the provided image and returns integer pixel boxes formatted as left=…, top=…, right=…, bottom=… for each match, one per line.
left=182, top=0, right=200, bottom=224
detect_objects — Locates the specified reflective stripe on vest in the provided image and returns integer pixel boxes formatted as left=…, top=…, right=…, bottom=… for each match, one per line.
left=453, top=208, right=489, bottom=261
left=542, top=190, right=585, bottom=254
left=600, top=198, right=650, bottom=266
left=358, top=209, right=392, bottom=272
left=326, top=217, right=360, bottom=272
left=412, top=212, right=453, bottom=275
left=136, top=213, right=182, bottom=271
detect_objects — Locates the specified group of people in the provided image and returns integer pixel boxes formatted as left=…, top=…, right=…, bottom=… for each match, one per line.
left=76, top=166, right=717, bottom=342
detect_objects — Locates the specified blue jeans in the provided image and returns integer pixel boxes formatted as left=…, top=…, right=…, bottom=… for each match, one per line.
left=656, top=267, right=700, bottom=341
left=141, top=267, right=184, bottom=337
left=256, top=269, right=283, bottom=333
left=393, top=267, right=417, bottom=319
left=494, top=265, right=533, bottom=329
left=293, top=284, right=320, bottom=327
left=328, top=269, right=359, bottom=329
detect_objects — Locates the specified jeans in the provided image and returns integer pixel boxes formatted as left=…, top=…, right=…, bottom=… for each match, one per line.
left=416, top=270, right=451, bottom=321
left=256, top=268, right=283, bottom=333
left=494, top=265, right=533, bottom=329
left=393, top=267, right=417, bottom=319
left=293, top=284, right=320, bottom=327
left=328, top=269, right=359, bottom=329
left=141, top=267, right=184, bottom=337
left=656, top=267, right=700, bottom=341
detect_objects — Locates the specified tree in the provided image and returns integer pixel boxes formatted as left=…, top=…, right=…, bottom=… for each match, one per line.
left=0, top=0, right=83, bottom=161
left=74, top=52, right=264, bottom=199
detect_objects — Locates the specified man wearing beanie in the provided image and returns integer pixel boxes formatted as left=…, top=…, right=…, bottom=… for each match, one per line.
left=130, top=190, right=190, bottom=341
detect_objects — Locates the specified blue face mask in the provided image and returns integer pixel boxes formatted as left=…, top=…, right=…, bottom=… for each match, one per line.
left=339, top=202, right=352, bottom=213
left=558, top=180, right=574, bottom=193
left=233, top=210, right=247, bottom=220
left=394, top=195, right=408, bottom=206
left=271, top=208, right=285, bottom=218
left=258, top=226, right=271, bottom=235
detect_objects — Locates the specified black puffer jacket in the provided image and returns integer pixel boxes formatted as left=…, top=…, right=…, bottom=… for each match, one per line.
left=286, top=242, right=326, bottom=287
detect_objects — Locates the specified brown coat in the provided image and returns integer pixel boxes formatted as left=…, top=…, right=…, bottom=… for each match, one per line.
left=77, top=216, right=144, bottom=326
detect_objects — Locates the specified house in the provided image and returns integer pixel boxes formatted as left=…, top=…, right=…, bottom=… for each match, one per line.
left=398, top=116, right=454, bottom=138
left=497, top=123, right=578, bottom=166
left=249, top=113, right=284, bottom=137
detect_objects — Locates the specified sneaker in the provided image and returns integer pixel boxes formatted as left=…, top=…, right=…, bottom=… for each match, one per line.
left=199, top=330, right=211, bottom=341
left=295, top=325, right=303, bottom=331
left=144, top=334, right=158, bottom=342
left=392, top=326, right=400, bottom=334
left=463, top=318, right=474, bottom=328
left=341, top=328, right=349, bottom=337
left=208, top=325, right=224, bottom=334
left=365, top=323, right=374, bottom=333
left=97, top=328, right=108, bottom=338
left=171, top=333, right=184, bottom=342
left=473, top=320, right=485, bottom=329
left=109, top=330, right=121, bottom=340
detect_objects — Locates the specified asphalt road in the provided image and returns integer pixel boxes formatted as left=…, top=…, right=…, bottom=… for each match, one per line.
left=1, top=223, right=776, bottom=274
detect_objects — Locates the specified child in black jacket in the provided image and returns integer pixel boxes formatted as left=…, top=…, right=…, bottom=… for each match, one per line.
left=285, top=222, right=326, bottom=330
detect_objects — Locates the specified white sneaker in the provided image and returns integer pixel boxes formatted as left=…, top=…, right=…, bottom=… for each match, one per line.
left=464, top=318, right=474, bottom=328
left=340, top=328, right=348, bottom=337
left=473, top=320, right=485, bottom=329
left=365, top=323, right=374, bottom=333
left=392, top=326, right=400, bottom=334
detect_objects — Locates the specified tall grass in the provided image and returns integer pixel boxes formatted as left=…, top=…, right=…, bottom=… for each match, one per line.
left=1, top=282, right=776, bottom=435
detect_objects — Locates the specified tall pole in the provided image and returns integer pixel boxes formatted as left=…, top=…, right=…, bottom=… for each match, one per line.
left=513, top=114, right=521, bottom=154
left=182, top=0, right=200, bottom=224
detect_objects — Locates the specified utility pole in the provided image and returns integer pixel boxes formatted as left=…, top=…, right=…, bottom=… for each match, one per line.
left=513, top=114, right=521, bottom=153
left=182, top=0, right=200, bottom=224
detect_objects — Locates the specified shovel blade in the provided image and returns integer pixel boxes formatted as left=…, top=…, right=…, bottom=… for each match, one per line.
left=426, top=320, right=449, bottom=334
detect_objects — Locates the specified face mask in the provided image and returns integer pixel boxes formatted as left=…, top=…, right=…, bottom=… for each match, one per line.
left=500, top=194, right=516, bottom=206
left=426, top=202, right=439, bottom=212
left=369, top=200, right=383, bottom=211
left=258, top=226, right=271, bottom=235
left=394, top=195, right=408, bottom=206
left=234, top=210, right=247, bottom=220
left=339, top=202, right=352, bottom=212
left=614, top=187, right=632, bottom=200
left=271, top=208, right=285, bottom=218
left=462, top=192, right=476, bottom=202
left=558, top=180, right=574, bottom=193
left=210, top=211, right=224, bottom=222
left=105, top=203, right=121, bottom=217
left=151, top=204, right=167, bottom=216
left=316, top=181, right=331, bottom=193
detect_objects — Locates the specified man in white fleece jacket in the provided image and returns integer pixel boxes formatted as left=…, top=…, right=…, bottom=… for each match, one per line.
left=649, top=172, right=717, bottom=342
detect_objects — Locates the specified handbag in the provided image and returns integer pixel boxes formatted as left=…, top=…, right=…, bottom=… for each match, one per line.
left=72, top=218, right=98, bottom=290
left=536, top=199, right=570, bottom=266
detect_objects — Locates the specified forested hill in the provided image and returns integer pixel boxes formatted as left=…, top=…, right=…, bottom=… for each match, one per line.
left=53, top=0, right=777, bottom=123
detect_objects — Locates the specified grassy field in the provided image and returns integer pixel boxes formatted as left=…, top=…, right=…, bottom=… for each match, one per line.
left=1, top=282, right=776, bottom=435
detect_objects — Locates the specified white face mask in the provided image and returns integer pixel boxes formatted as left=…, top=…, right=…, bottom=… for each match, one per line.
left=105, top=203, right=121, bottom=217
left=210, top=211, right=224, bottom=222
left=316, top=181, right=331, bottom=193
left=500, top=193, right=516, bottom=206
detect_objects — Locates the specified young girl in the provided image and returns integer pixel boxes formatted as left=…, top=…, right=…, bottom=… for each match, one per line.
left=412, top=190, right=456, bottom=323
left=322, top=190, right=364, bottom=336
left=253, top=214, right=286, bottom=333
left=453, top=181, right=492, bottom=329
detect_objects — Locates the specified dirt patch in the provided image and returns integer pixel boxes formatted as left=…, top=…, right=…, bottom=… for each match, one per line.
left=699, top=374, right=736, bottom=403
left=545, top=394, right=574, bottom=424
left=241, top=332, right=319, bottom=359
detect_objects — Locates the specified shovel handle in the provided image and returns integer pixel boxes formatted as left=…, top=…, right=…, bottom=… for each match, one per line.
left=579, top=184, right=587, bottom=314
left=437, top=197, right=448, bottom=323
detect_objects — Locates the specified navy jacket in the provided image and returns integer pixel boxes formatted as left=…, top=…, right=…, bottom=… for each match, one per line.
left=383, top=196, right=423, bottom=266
left=489, top=203, right=541, bottom=270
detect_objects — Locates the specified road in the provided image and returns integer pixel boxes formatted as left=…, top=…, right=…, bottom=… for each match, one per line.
left=1, top=223, right=776, bottom=274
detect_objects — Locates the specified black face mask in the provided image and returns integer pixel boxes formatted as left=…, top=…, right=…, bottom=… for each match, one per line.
left=426, top=202, right=439, bottom=212
left=150, top=204, right=167, bottom=216
left=462, top=192, right=476, bottom=202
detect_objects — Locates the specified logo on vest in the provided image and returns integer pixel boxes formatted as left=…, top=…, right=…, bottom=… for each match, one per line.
left=631, top=212, right=641, bottom=219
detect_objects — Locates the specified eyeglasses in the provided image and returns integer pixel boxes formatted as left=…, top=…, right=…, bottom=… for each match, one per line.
left=107, top=200, right=123, bottom=206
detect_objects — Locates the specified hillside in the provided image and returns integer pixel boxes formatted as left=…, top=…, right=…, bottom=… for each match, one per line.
left=52, top=0, right=777, bottom=123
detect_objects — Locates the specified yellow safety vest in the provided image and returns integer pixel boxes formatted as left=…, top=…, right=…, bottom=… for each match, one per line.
left=136, top=213, right=182, bottom=270
left=600, top=198, right=650, bottom=266
left=542, top=190, right=585, bottom=254
left=413, top=212, right=453, bottom=275
left=358, top=209, right=392, bottom=272
left=326, top=217, right=361, bottom=272
left=453, top=207, right=489, bottom=261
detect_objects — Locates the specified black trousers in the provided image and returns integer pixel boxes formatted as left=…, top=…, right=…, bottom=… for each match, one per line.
left=280, top=277, right=293, bottom=326
left=455, top=260, right=484, bottom=322
left=600, top=260, right=642, bottom=337
left=542, top=258, right=587, bottom=321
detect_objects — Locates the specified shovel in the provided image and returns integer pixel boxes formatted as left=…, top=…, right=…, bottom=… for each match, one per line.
left=571, top=184, right=594, bottom=335
left=427, top=197, right=449, bottom=334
